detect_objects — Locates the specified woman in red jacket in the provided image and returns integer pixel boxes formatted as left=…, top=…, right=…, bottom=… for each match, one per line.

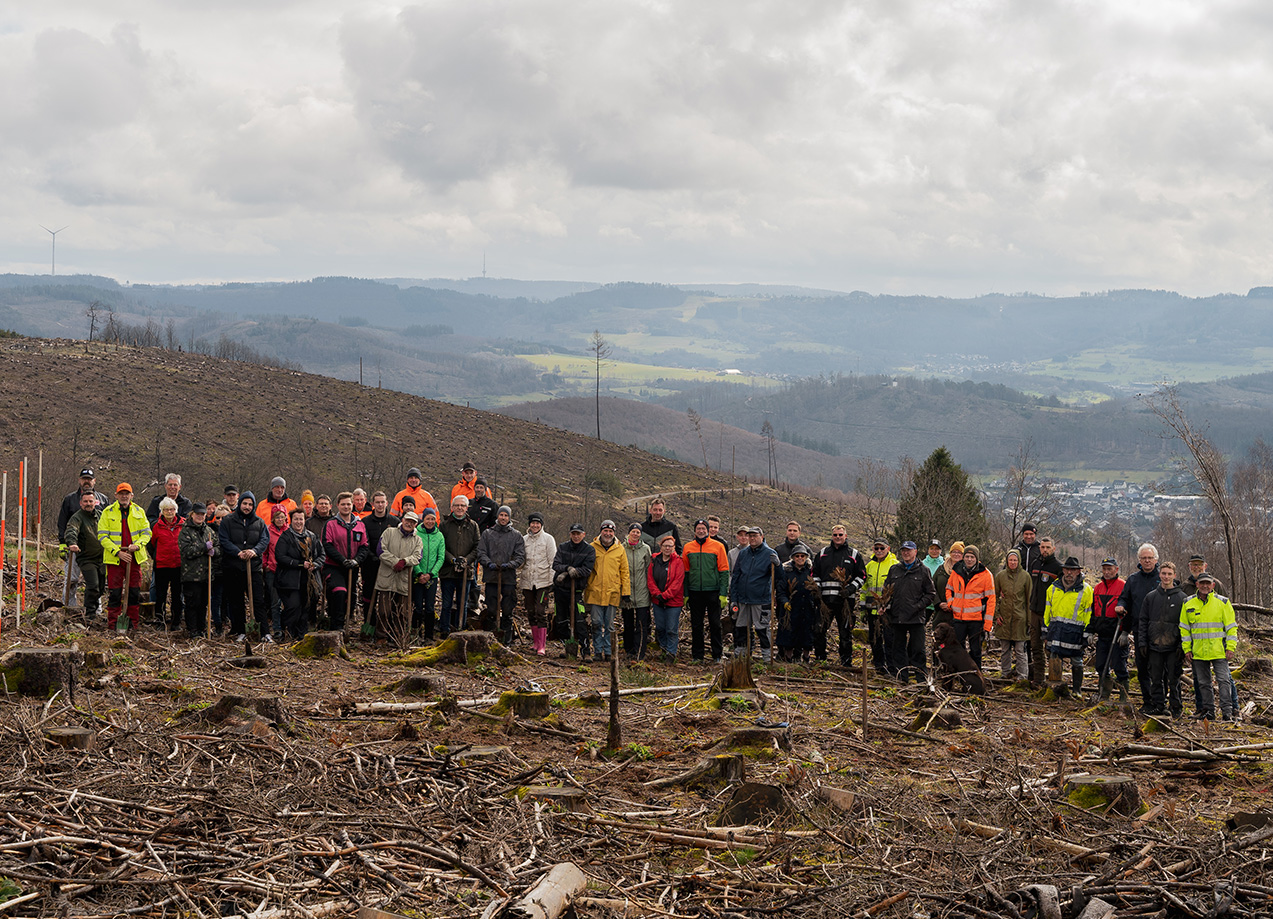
left=647, top=533, right=685, bottom=662
left=151, top=497, right=185, bottom=630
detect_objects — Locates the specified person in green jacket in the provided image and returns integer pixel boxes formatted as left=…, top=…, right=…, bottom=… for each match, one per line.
left=413, top=508, right=447, bottom=640
left=622, top=524, right=653, bottom=661
left=1181, top=572, right=1238, bottom=720
left=993, top=548, right=1032, bottom=681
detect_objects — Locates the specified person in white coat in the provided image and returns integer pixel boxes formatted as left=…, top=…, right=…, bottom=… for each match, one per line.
left=519, top=512, right=558, bottom=655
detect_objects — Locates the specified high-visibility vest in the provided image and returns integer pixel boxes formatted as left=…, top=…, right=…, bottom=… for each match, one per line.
left=1044, top=581, right=1094, bottom=654
left=946, top=566, right=997, bottom=631
left=1180, top=593, right=1238, bottom=660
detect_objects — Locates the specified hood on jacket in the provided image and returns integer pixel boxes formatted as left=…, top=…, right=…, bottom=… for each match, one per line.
left=238, top=491, right=257, bottom=514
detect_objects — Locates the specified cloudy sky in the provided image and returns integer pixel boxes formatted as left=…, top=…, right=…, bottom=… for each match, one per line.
left=2, top=1, right=1270, bottom=296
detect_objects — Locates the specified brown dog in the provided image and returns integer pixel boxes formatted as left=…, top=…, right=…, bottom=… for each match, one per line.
left=932, top=622, right=986, bottom=695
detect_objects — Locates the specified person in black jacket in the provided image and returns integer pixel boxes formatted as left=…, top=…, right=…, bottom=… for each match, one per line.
left=59, top=467, right=109, bottom=604
left=275, top=509, right=325, bottom=640
left=1026, top=536, right=1063, bottom=683
left=218, top=491, right=269, bottom=641
left=470, top=480, right=499, bottom=533
left=640, top=498, right=682, bottom=553
left=359, top=491, right=399, bottom=629
left=1117, top=543, right=1161, bottom=710
left=64, top=491, right=105, bottom=620
left=885, top=541, right=937, bottom=683
left=552, top=524, right=596, bottom=654
left=146, top=473, right=193, bottom=524
left=1137, top=561, right=1186, bottom=717
left=812, top=526, right=867, bottom=665
left=775, top=544, right=820, bottom=662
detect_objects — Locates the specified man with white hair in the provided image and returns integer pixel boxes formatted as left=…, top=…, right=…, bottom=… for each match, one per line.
left=1117, top=543, right=1161, bottom=711
left=146, top=473, right=192, bottom=523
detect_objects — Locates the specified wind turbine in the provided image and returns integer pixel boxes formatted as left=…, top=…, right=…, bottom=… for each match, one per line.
left=40, top=225, right=68, bottom=276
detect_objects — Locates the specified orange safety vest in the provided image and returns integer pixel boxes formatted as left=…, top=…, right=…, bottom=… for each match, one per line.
left=946, top=565, right=997, bottom=631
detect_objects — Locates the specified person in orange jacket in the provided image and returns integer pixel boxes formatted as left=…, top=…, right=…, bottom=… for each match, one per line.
left=944, top=544, right=996, bottom=670
left=256, top=477, right=298, bottom=524
left=451, top=462, right=478, bottom=503
left=391, top=468, right=437, bottom=518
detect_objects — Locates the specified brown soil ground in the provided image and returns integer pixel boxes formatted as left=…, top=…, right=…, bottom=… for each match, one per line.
left=1, top=595, right=1271, bottom=919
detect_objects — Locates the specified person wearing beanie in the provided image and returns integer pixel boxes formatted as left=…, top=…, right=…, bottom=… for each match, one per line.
left=218, top=490, right=269, bottom=640
left=412, top=507, right=446, bottom=640
left=551, top=523, right=596, bottom=656
left=1044, top=556, right=1094, bottom=695
left=321, top=492, right=372, bottom=633
left=477, top=505, right=526, bottom=643
left=178, top=503, right=219, bottom=638
left=275, top=508, right=324, bottom=641
left=684, top=518, right=729, bottom=663
left=300, top=490, right=316, bottom=521
left=256, top=476, right=297, bottom=525
left=519, top=512, right=558, bottom=656
left=391, top=468, right=437, bottom=519
left=622, top=523, right=653, bottom=660
left=469, top=479, right=499, bottom=532
left=775, top=543, right=820, bottom=663
left=993, top=548, right=1032, bottom=681
left=932, top=540, right=964, bottom=629
left=944, top=544, right=996, bottom=672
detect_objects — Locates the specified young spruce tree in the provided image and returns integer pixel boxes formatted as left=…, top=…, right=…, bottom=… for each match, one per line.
left=893, top=447, right=990, bottom=551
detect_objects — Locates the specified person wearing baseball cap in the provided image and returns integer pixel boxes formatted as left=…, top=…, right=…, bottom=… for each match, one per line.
left=451, top=462, right=479, bottom=504
left=1181, top=570, right=1238, bottom=721
left=58, top=466, right=108, bottom=549
left=1090, top=557, right=1129, bottom=699
left=1043, top=556, right=1094, bottom=696
left=862, top=538, right=899, bottom=675
left=99, top=482, right=152, bottom=632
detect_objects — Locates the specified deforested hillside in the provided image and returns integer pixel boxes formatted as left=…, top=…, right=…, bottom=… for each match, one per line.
left=0, top=337, right=862, bottom=544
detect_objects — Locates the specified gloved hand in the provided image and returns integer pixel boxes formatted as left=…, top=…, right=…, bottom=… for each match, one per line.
left=555, top=572, right=567, bottom=584
left=849, top=577, right=864, bottom=592
left=207, top=544, right=215, bottom=557
left=1116, top=632, right=1131, bottom=648
left=455, top=557, right=466, bottom=570
left=344, top=558, right=358, bottom=569
left=730, top=603, right=740, bottom=615
left=393, top=559, right=407, bottom=572
left=59, top=543, right=68, bottom=560
left=1085, top=633, right=1097, bottom=649
left=783, top=601, right=792, bottom=612
left=206, top=540, right=214, bottom=551
left=568, top=567, right=579, bottom=578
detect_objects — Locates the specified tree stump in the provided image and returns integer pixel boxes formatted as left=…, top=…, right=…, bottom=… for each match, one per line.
left=385, top=630, right=514, bottom=667
left=491, top=691, right=551, bottom=719
left=293, top=631, right=351, bottom=660
left=644, top=754, right=746, bottom=789
left=35, top=609, right=65, bottom=630
left=224, top=655, right=269, bottom=669
left=711, top=726, right=792, bottom=752
left=524, top=786, right=590, bottom=812
left=714, top=782, right=789, bottom=826
left=908, top=707, right=963, bottom=731
left=0, top=647, right=82, bottom=699
left=815, top=784, right=861, bottom=815
left=194, top=694, right=290, bottom=728
left=386, top=673, right=447, bottom=695
left=1237, top=657, right=1272, bottom=680
left=720, top=655, right=755, bottom=690
left=43, top=726, right=97, bottom=751
left=1064, top=775, right=1141, bottom=816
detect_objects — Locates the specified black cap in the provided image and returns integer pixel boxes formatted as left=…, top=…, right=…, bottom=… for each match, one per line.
left=694, top=518, right=709, bottom=528
left=461, top=462, right=476, bottom=471
left=1195, top=571, right=1217, bottom=583
left=1062, top=556, right=1083, bottom=569
left=224, top=484, right=238, bottom=494
left=190, top=502, right=207, bottom=514
left=930, top=539, right=942, bottom=547
left=528, top=511, right=544, bottom=524
left=1101, top=557, right=1118, bottom=567
left=569, top=523, right=585, bottom=533
left=1189, top=553, right=1205, bottom=563
left=80, top=467, right=95, bottom=478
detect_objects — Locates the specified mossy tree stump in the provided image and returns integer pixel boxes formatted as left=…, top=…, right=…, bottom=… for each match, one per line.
left=194, top=694, right=290, bottom=728
left=714, top=782, right=789, bottom=826
left=386, top=673, right=447, bottom=695
left=644, top=754, right=747, bottom=789
left=294, top=631, right=351, bottom=660
left=1064, top=775, right=1141, bottom=816
left=386, top=630, right=513, bottom=667
left=0, top=647, right=83, bottom=699
left=720, top=655, right=755, bottom=691
left=490, top=691, right=551, bottom=719
left=908, top=707, right=963, bottom=731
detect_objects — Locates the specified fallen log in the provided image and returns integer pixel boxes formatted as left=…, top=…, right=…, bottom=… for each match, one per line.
left=508, top=862, right=587, bottom=919
left=956, top=819, right=1105, bottom=861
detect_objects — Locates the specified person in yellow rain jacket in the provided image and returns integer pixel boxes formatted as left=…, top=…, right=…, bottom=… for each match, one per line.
left=1181, top=572, right=1238, bottom=721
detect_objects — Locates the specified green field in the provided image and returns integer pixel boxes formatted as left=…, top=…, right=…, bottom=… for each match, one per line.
left=518, top=353, right=779, bottom=397
left=1029, top=345, right=1273, bottom=387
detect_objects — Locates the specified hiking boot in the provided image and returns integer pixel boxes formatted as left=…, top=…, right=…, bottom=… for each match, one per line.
left=263, top=634, right=275, bottom=643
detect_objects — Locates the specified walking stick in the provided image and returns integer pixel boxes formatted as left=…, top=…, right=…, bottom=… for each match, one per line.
left=458, top=567, right=470, bottom=631
left=245, top=558, right=256, bottom=637
left=206, top=548, right=213, bottom=640
left=496, top=567, right=504, bottom=638
left=120, top=551, right=133, bottom=634
left=345, top=569, right=354, bottom=630
left=62, top=554, right=74, bottom=607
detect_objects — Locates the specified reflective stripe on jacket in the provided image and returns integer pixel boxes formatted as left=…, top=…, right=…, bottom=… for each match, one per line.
left=946, top=564, right=997, bottom=631
left=98, top=501, right=152, bottom=567
left=1044, top=579, right=1094, bottom=657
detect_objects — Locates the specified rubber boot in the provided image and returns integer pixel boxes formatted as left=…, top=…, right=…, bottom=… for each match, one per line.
left=1072, top=663, right=1084, bottom=696
left=532, top=627, right=547, bottom=656
left=1117, top=678, right=1130, bottom=703
left=1098, top=672, right=1112, bottom=701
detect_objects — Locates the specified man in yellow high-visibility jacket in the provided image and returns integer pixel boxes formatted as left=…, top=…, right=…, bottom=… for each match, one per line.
left=1181, top=572, right=1238, bottom=721
left=99, top=483, right=152, bottom=631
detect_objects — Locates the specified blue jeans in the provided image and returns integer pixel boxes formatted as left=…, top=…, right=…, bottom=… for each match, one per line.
left=591, top=604, right=616, bottom=656
left=1191, top=657, right=1234, bottom=719
left=652, top=604, right=681, bottom=656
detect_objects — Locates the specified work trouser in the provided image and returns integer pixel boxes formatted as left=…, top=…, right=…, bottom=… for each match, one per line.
left=1191, top=657, right=1234, bottom=719
left=891, top=622, right=927, bottom=683
left=524, top=587, right=551, bottom=629
left=814, top=597, right=854, bottom=663
left=323, top=566, right=355, bottom=631
left=181, top=580, right=209, bottom=635
left=281, top=587, right=309, bottom=640
left=1029, top=610, right=1046, bottom=682
left=224, top=565, right=266, bottom=636
left=1144, top=647, right=1182, bottom=715
left=551, top=582, right=587, bottom=646
left=80, top=559, right=105, bottom=619
left=1093, top=632, right=1129, bottom=681
left=867, top=611, right=895, bottom=673
left=154, top=567, right=183, bottom=628
left=952, top=619, right=985, bottom=670
left=687, top=590, right=723, bottom=661
left=414, top=578, right=439, bottom=637
left=106, top=562, right=142, bottom=630
left=621, top=603, right=651, bottom=658
left=481, top=578, right=517, bottom=637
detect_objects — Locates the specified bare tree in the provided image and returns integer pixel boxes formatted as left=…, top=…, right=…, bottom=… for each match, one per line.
left=987, top=437, right=1060, bottom=552
left=1141, top=385, right=1244, bottom=598
left=165, top=318, right=177, bottom=350
left=687, top=407, right=709, bottom=468
left=761, top=419, right=777, bottom=486
left=590, top=330, right=610, bottom=439
left=855, top=456, right=901, bottom=543
left=84, top=300, right=103, bottom=348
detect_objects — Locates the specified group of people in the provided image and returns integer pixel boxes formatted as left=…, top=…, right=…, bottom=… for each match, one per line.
left=56, top=466, right=1242, bottom=718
